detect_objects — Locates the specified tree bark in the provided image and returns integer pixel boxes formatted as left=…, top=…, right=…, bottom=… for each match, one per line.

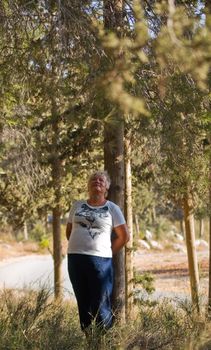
left=183, top=196, right=200, bottom=312
left=104, top=117, right=125, bottom=322
left=151, top=205, right=156, bottom=225
left=23, top=221, right=28, bottom=240
left=199, top=218, right=204, bottom=238
left=124, top=136, right=134, bottom=320
left=205, top=0, right=211, bottom=316
left=44, top=206, right=48, bottom=235
left=134, top=214, right=140, bottom=236
left=179, top=219, right=185, bottom=237
left=52, top=203, right=62, bottom=298
left=103, top=0, right=125, bottom=323
left=208, top=147, right=211, bottom=315
left=209, top=175, right=211, bottom=315
left=51, top=118, right=63, bottom=299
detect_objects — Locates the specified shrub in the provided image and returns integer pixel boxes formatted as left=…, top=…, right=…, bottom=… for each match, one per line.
left=0, top=288, right=82, bottom=350
left=127, top=298, right=204, bottom=350
left=0, top=288, right=207, bottom=350
left=29, top=222, right=46, bottom=242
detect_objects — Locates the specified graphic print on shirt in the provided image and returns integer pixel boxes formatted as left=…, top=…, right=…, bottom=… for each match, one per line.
left=75, top=203, right=109, bottom=239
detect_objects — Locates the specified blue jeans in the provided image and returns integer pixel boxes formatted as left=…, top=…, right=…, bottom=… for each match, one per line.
left=67, top=254, right=113, bottom=331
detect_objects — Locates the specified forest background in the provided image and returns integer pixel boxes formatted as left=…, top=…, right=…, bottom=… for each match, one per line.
left=1, top=0, right=211, bottom=349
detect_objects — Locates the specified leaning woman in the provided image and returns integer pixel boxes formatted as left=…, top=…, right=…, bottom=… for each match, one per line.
left=66, top=170, right=129, bottom=333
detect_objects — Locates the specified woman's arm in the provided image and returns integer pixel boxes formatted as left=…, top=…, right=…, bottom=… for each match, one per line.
left=66, top=223, right=72, bottom=240
left=111, top=224, right=130, bottom=255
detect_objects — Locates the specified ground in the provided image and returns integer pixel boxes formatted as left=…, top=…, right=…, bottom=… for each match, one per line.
left=0, top=240, right=209, bottom=299
left=0, top=240, right=41, bottom=261
left=134, top=248, right=209, bottom=299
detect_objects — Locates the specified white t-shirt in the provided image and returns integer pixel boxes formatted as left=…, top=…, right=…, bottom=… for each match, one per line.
left=67, top=200, right=126, bottom=258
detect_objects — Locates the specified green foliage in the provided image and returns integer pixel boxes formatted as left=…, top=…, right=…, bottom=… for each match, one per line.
left=0, top=126, right=53, bottom=227
left=134, top=272, right=155, bottom=295
left=153, top=216, right=177, bottom=240
left=100, top=0, right=211, bottom=216
left=29, top=222, right=46, bottom=242
left=1, top=0, right=211, bottom=276
left=39, top=236, right=50, bottom=250
left=0, top=1, right=105, bottom=227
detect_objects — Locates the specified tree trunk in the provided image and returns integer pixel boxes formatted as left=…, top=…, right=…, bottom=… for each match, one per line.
left=208, top=156, right=211, bottom=315
left=103, top=0, right=125, bottom=323
left=199, top=218, right=204, bottom=238
left=44, top=206, right=48, bottom=235
left=23, top=221, right=28, bottom=240
left=52, top=158, right=62, bottom=299
left=51, top=119, right=63, bottom=299
left=183, top=196, right=200, bottom=312
left=125, top=136, right=134, bottom=320
left=205, top=0, right=211, bottom=316
left=104, top=118, right=125, bottom=322
left=134, top=214, right=140, bottom=236
left=52, top=204, right=62, bottom=298
left=151, top=205, right=156, bottom=225
left=179, top=219, right=185, bottom=237
left=209, top=180, right=211, bottom=315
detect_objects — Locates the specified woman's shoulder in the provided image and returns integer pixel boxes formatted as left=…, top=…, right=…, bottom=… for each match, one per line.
left=107, top=200, right=122, bottom=211
left=107, top=201, right=125, bottom=222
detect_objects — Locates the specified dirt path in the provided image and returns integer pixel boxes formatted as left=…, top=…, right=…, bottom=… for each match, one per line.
left=0, top=241, right=40, bottom=261
left=0, top=241, right=209, bottom=299
left=134, top=249, right=209, bottom=298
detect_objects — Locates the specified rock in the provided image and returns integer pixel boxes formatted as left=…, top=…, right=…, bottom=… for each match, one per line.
left=145, top=230, right=153, bottom=241
left=172, top=243, right=186, bottom=253
left=149, top=240, right=163, bottom=250
left=1, top=244, right=11, bottom=249
left=195, top=239, right=208, bottom=249
left=174, top=233, right=184, bottom=241
left=138, top=239, right=151, bottom=250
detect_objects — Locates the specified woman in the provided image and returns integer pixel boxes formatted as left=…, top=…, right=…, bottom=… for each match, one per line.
left=66, top=170, right=129, bottom=332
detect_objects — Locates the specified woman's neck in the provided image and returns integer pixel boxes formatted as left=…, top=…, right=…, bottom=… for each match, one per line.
left=87, top=195, right=107, bottom=207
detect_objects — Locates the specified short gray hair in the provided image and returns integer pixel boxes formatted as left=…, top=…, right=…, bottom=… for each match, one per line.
left=88, top=170, right=111, bottom=190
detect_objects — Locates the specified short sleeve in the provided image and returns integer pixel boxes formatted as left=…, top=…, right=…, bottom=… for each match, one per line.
left=112, top=204, right=126, bottom=227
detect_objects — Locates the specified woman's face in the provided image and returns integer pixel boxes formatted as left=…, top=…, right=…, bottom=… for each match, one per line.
left=88, top=175, right=107, bottom=197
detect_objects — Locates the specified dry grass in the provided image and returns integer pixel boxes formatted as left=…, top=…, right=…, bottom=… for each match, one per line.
left=0, top=288, right=208, bottom=350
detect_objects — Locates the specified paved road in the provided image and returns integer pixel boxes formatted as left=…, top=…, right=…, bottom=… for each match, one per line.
left=0, top=254, right=74, bottom=298
left=1, top=250, right=208, bottom=302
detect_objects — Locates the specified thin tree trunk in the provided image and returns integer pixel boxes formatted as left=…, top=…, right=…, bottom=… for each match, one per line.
left=199, top=218, right=204, bottom=238
left=103, top=0, right=125, bottom=323
left=23, top=221, right=28, bottom=240
left=134, top=214, right=140, bottom=236
left=208, top=158, right=211, bottom=315
left=44, top=206, right=48, bottom=235
left=180, top=219, right=185, bottom=236
left=51, top=117, right=63, bottom=299
left=205, top=0, right=211, bottom=318
left=151, top=205, right=156, bottom=225
left=104, top=118, right=125, bottom=322
left=52, top=158, right=62, bottom=298
left=125, top=136, right=134, bottom=320
left=183, top=196, right=200, bottom=312
left=52, top=204, right=62, bottom=298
